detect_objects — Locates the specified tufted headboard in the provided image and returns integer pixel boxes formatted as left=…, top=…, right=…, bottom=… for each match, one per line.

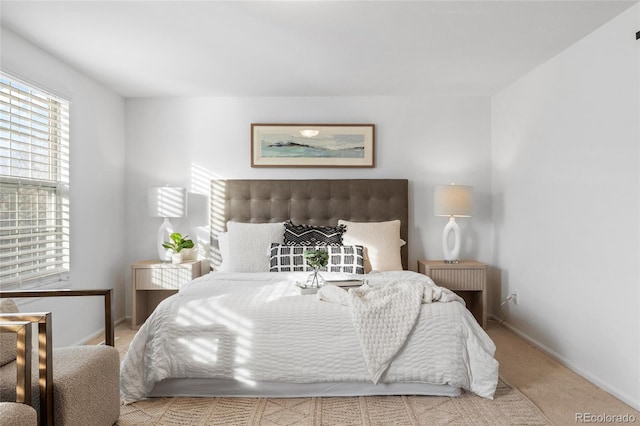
left=210, top=179, right=409, bottom=270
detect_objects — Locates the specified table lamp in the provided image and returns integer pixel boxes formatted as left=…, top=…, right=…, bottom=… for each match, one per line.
left=148, top=186, right=187, bottom=261
left=433, top=184, right=472, bottom=263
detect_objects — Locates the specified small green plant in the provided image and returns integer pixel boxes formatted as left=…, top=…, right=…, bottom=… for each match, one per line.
left=304, top=248, right=329, bottom=269
left=162, top=232, right=194, bottom=253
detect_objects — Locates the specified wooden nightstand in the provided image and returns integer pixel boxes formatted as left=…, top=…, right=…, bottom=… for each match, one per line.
left=131, top=260, right=202, bottom=328
left=417, top=260, right=487, bottom=329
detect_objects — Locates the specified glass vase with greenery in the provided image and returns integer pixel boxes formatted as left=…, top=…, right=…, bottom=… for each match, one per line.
left=304, top=248, right=329, bottom=288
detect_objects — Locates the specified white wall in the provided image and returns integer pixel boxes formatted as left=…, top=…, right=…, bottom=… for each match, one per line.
left=124, top=96, right=493, bottom=313
left=1, top=28, right=127, bottom=346
left=491, top=5, right=640, bottom=409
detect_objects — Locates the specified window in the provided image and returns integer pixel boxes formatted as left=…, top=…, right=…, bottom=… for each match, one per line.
left=0, top=73, right=70, bottom=288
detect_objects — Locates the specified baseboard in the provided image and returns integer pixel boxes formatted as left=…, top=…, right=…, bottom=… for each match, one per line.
left=489, top=315, right=640, bottom=411
left=74, top=316, right=127, bottom=346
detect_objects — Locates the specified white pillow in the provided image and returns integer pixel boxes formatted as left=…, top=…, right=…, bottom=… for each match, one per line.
left=223, top=221, right=285, bottom=272
left=338, top=219, right=404, bottom=272
left=216, top=232, right=229, bottom=271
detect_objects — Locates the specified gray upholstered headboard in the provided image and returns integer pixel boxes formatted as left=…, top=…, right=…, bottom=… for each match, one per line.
left=210, top=179, right=409, bottom=269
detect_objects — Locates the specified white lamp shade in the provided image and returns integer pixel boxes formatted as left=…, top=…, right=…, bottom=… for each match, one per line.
left=148, top=187, right=187, bottom=218
left=433, top=184, right=473, bottom=217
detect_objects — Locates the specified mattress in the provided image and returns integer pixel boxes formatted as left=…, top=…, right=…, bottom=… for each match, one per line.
left=120, top=270, right=499, bottom=402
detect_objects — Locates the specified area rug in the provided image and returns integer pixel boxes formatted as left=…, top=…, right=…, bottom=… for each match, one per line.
left=117, top=379, right=551, bottom=426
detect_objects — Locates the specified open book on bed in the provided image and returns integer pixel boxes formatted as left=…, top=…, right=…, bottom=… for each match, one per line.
left=324, top=279, right=365, bottom=287
left=296, top=279, right=364, bottom=294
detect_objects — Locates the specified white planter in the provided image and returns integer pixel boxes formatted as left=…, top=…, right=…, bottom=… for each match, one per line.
left=181, top=247, right=197, bottom=261
left=171, top=252, right=184, bottom=264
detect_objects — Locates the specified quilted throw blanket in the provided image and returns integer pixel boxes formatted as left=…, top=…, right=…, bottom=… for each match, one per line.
left=120, top=271, right=498, bottom=403
left=318, top=280, right=463, bottom=383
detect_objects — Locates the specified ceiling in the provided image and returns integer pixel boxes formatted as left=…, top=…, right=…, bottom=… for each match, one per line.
left=1, top=1, right=637, bottom=98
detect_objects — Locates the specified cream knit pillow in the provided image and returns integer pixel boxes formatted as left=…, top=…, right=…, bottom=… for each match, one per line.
left=339, top=220, right=404, bottom=272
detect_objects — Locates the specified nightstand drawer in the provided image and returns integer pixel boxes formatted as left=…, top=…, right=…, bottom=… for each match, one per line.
left=135, top=268, right=192, bottom=290
left=426, top=268, right=485, bottom=291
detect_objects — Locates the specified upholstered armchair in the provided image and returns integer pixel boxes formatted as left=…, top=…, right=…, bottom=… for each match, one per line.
left=0, top=290, right=120, bottom=426
left=0, top=319, right=37, bottom=425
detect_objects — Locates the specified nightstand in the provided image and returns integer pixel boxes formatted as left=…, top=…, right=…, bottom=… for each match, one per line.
left=417, top=260, right=487, bottom=329
left=131, top=260, right=202, bottom=329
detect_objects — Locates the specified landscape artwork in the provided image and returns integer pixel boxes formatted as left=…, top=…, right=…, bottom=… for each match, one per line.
left=261, top=133, right=364, bottom=158
left=251, top=124, right=375, bottom=168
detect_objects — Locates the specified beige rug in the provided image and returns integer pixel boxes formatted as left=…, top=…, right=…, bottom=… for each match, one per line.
left=117, top=379, right=551, bottom=425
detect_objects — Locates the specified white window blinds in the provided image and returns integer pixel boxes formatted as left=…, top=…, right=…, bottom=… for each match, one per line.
left=0, top=73, right=70, bottom=288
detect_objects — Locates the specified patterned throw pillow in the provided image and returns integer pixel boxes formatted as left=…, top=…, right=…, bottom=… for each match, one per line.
left=269, top=244, right=365, bottom=274
left=283, top=221, right=346, bottom=246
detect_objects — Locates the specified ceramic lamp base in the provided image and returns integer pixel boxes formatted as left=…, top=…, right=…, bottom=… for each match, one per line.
left=157, top=217, right=174, bottom=261
left=442, top=216, right=461, bottom=263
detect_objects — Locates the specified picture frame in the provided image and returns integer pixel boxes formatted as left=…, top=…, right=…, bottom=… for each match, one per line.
left=251, top=123, right=375, bottom=168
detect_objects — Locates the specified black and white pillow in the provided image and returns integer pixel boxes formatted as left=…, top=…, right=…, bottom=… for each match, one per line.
left=269, top=244, right=365, bottom=274
left=283, top=221, right=346, bottom=246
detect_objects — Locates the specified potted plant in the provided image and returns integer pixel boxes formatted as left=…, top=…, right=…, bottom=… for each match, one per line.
left=162, top=232, right=194, bottom=264
left=304, top=248, right=329, bottom=288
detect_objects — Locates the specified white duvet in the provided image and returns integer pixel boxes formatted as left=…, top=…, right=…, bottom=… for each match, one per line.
left=120, top=270, right=499, bottom=402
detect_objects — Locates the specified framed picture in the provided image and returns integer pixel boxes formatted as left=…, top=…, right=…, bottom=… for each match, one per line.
left=251, top=123, right=375, bottom=168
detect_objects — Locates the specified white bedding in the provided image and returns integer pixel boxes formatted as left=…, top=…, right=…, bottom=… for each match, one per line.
left=120, top=270, right=499, bottom=403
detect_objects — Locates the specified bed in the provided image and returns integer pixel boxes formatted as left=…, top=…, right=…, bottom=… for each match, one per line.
left=121, top=179, right=499, bottom=403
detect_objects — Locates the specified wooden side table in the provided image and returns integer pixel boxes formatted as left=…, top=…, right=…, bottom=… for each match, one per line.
left=417, top=260, right=487, bottom=329
left=130, top=260, right=202, bottom=328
